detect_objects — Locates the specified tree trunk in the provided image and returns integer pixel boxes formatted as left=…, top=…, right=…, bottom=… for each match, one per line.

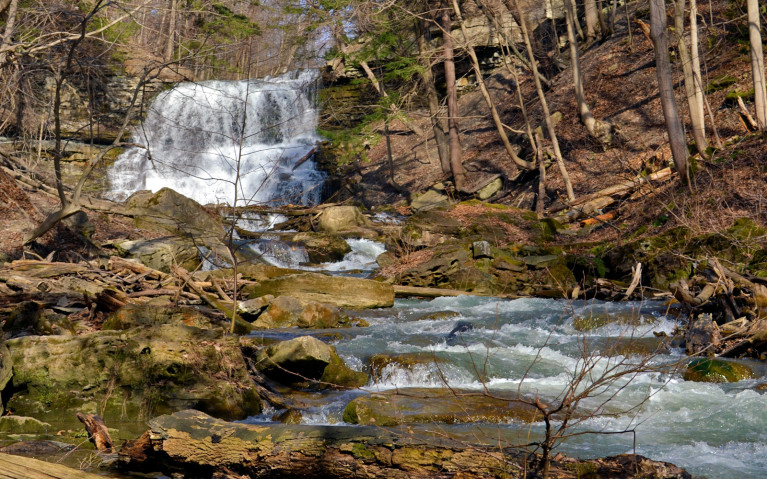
left=0, top=0, right=18, bottom=64
left=584, top=0, right=599, bottom=42
left=673, top=0, right=708, bottom=156
left=164, top=0, right=177, bottom=62
left=689, top=0, right=707, bottom=140
left=747, top=0, right=767, bottom=129
left=650, top=0, right=690, bottom=185
left=441, top=7, right=466, bottom=192
left=416, top=19, right=451, bottom=174
left=507, top=0, right=576, bottom=201
left=450, top=0, right=534, bottom=170
left=564, top=0, right=604, bottom=139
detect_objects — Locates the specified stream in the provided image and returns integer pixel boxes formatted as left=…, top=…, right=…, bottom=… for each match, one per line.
left=101, top=72, right=767, bottom=479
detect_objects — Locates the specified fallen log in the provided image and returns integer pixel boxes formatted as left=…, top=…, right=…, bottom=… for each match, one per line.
left=0, top=452, right=104, bottom=479
left=118, top=409, right=691, bottom=479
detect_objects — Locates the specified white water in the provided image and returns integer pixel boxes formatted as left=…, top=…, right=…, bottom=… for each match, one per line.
left=108, top=70, right=325, bottom=206
left=244, top=237, right=386, bottom=272
left=245, top=296, right=767, bottom=478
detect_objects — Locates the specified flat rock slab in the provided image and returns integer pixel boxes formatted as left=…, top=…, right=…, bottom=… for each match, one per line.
left=244, top=273, right=394, bottom=309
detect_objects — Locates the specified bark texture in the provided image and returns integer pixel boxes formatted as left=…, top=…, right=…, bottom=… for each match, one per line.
left=747, top=0, right=767, bottom=129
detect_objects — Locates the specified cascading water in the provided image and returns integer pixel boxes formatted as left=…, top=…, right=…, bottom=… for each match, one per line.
left=108, top=70, right=325, bottom=206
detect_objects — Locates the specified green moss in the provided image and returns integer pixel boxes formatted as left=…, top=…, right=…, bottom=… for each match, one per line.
left=683, top=358, right=754, bottom=383
left=706, top=74, right=738, bottom=93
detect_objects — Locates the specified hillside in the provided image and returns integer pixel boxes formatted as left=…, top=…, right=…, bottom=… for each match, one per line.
left=341, top=0, right=766, bottom=244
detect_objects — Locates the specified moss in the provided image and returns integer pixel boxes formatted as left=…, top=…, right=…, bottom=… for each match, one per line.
left=321, top=354, right=368, bottom=389
left=706, top=74, right=738, bottom=93
left=683, top=358, right=754, bottom=383
left=351, top=442, right=377, bottom=461
left=728, top=217, right=766, bottom=241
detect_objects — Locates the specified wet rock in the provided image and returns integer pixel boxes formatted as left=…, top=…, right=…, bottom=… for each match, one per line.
left=683, top=358, right=754, bottom=383
left=685, top=314, right=720, bottom=356
left=0, top=440, right=74, bottom=455
left=316, top=206, right=370, bottom=234
left=0, top=416, right=51, bottom=434
left=243, top=272, right=394, bottom=309
left=368, top=353, right=446, bottom=382
left=254, top=336, right=367, bottom=388
left=290, top=232, right=351, bottom=263
left=273, top=409, right=303, bottom=424
left=4, top=325, right=262, bottom=423
left=342, top=388, right=539, bottom=426
left=446, top=320, right=474, bottom=343
left=112, top=236, right=201, bottom=273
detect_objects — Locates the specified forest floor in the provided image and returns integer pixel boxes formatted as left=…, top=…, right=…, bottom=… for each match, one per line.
left=347, top=0, right=767, bottom=246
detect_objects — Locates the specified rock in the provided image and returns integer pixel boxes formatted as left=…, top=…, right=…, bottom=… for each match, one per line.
left=685, top=314, right=720, bottom=356
left=342, top=388, right=539, bottom=426
left=446, top=321, right=474, bottom=343
left=2, top=302, right=75, bottom=338
left=124, top=188, right=226, bottom=241
left=102, top=301, right=215, bottom=330
left=243, top=273, right=394, bottom=309
left=368, top=353, right=447, bottom=382
left=249, top=296, right=344, bottom=329
left=254, top=336, right=367, bottom=388
left=0, top=416, right=51, bottom=434
left=273, top=409, right=303, bottom=424
left=472, top=240, right=492, bottom=259
left=0, top=440, right=74, bottom=455
left=237, top=295, right=274, bottom=319
left=62, top=211, right=95, bottom=239
left=683, top=358, right=754, bottom=383
left=410, top=189, right=451, bottom=212
left=0, top=342, right=10, bottom=412
left=113, top=236, right=201, bottom=273
left=316, top=206, right=370, bottom=234
left=476, top=177, right=503, bottom=200
left=5, top=325, right=262, bottom=422
left=290, top=232, right=351, bottom=263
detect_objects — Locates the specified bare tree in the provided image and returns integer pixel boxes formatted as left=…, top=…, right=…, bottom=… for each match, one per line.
left=584, top=0, right=599, bottom=42
left=440, top=5, right=467, bottom=192
left=507, top=0, right=576, bottom=202
left=564, top=0, right=611, bottom=142
left=673, top=0, right=708, bottom=157
left=747, top=0, right=767, bottom=129
left=650, top=0, right=690, bottom=186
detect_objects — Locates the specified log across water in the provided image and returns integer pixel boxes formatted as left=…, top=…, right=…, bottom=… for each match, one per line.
left=118, top=409, right=691, bottom=478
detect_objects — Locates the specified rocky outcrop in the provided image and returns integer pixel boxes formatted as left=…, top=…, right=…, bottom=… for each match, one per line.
left=3, top=325, right=262, bottom=422
left=247, top=296, right=348, bottom=329
left=244, top=272, right=394, bottom=309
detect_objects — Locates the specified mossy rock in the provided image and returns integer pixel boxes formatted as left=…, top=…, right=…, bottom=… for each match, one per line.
left=290, top=232, right=352, bottom=263
left=368, top=353, right=447, bottom=382
left=0, top=416, right=51, bottom=434
left=706, top=74, right=738, bottom=93
left=342, top=388, right=540, bottom=426
left=683, top=358, right=754, bottom=383
left=5, top=325, right=262, bottom=423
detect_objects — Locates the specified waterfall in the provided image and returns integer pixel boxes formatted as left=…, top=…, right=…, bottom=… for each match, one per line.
left=107, top=70, right=325, bottom=206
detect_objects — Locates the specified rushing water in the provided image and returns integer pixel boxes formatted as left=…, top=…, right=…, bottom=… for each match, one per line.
left=108, top=71, right=325, bottom=206
left=245, top=296, right=767, bottom=479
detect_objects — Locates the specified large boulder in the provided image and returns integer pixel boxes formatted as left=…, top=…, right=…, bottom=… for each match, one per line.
left=254, top=336, right=367, bottom=388
left=342, top=388, right=539, bottom=426
left=112, top=236, right=201, bottom=273
left=249, top=296, right=346, bottom=329
left=244, top=273, right=394, bottom=309
left=124, top=188, right=225, bottom=241
left=3, top=325, right=262, bottom=423
left=316, top=206, right=370, bottom=234
left=290, top=232, right=351, bottom=263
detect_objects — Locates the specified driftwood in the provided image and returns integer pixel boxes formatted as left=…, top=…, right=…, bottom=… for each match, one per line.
left=76, top=412, right=114, bottom=452
left=0, top=453, right=104, bottom=479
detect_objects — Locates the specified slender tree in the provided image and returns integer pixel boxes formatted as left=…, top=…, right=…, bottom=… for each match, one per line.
left=673, top=0, right=707, bottom=156
left=416, top=18, right=451, bottom=174
left=747, top=0, right=767, bottom=129
left=584, top=0, right=599, bottom=42
left=440, top=5, right=467, bottom=192
left=507, top=0, right=576, bottom=202
left=650, top=0, right=690, bottom=185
